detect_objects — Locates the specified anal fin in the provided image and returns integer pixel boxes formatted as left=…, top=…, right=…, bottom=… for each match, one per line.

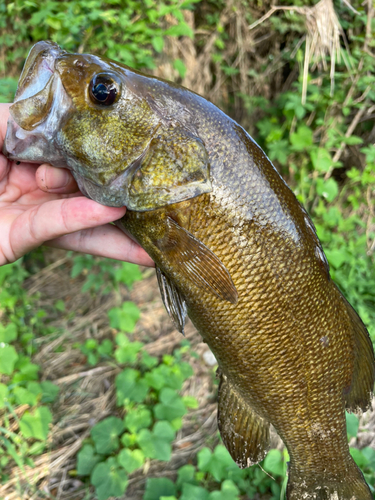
left=156, top=266, right=187, bottom=335
left=217, top=371, right=270, bottom=468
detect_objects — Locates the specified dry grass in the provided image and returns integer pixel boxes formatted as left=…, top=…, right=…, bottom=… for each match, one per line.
left=1, top=248, right=374, bottom=499
left=0, top=249, right=221, bottom=499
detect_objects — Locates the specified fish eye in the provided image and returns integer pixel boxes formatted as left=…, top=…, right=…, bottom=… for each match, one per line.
left=89, top=73, right=119, bottom=106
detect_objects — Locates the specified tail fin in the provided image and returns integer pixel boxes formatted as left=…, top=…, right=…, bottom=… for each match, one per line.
left=287, top=459, right=373, bottom=500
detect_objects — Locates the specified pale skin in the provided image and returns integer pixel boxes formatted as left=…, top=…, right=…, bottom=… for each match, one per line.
left=0, top=103, right=154, bottom=267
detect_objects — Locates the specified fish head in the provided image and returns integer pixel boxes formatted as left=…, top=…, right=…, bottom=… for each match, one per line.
left=4, top=41, right=211, bottom=210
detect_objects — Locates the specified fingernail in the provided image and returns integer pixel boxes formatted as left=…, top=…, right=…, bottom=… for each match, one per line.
left=45, top=167, right=71, bottom=189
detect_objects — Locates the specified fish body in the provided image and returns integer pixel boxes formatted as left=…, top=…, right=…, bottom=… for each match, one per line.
left=4, top=41, right=375, bottom=499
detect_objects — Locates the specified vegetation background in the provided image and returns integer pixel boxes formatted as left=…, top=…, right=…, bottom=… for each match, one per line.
left=0, top=0, right=375, bottom=498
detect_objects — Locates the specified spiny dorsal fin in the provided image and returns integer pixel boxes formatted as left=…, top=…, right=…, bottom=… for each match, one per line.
left=217, top=371, right=270, bottom=468
left=155, top=217, right=238, bottom=304
left=156, top=266, right=187, bottom=335
left=340, top=288, right=375, bottom=413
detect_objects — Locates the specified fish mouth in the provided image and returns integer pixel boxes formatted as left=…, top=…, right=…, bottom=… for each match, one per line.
left=3, top=41, right=71, bottom=165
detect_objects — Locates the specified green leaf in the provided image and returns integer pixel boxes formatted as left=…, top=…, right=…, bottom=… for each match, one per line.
left=350, top=447, right=368, bottom=468
left=91, top=457, right=128, bottom=500
left=177, top=464, right=197, bottom=487
left=116, top=368, right=149, bottom=404
left=173, top=58, right=186, bottom=78
left=325, top=248, right=350, bottom=269
left=0, top=383, right=8, bottom=409
left=290, top=126, right=313, bottom=151
left=197, top=445, right=237, bottom=482
left=346, top=412, right=359, bottom=439
left=19, top=406, right=52, bottom=441
left=77, top=444, right=102, bottom=476
left=115, top=333, right=143, bottom=364
left=91, top=416, right=124, bottom=454
left=263, top=449, right=284, bottom=477
left=310, top=148, right=332, bottom=173
left=124, top=406, right=152, bottom=433
left=316, top=178, right=338, bottom=202
left=165, top=23, right=193, bottom=38
left=144, top=477, right=176, bottom=500
left=137, top=421, right=175, bottom=461
left=152, top=36, right=164, bottom=53
left=209, top=479, right=240, bottom=500
left=0, top=345, right=18, bottom=375
left=40, top=380, right=60, bottom=403
left=116, top=262, right=143, bottom=288
left=180, top=483, right=209, bottom=500
left=108, top=302, right=140, bottom=332
left=13, top=385, right=40, bottom=406
left=118, top=448, right=144, bottom=473
left=0, top=323, right=17, bottom=343
left=154, top=388, right=187, bottom=421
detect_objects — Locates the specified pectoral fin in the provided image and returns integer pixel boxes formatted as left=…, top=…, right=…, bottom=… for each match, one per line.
left=127, top=125, right=212, bottom=211
left=156, top=266, right=187, bottom=335
left=155, top=217, right=238, bottom=304
left=217, top=371, right=270, bottom=468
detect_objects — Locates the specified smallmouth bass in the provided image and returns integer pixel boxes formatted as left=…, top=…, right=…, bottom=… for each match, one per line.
left=4, top=41, right=375, bottom=499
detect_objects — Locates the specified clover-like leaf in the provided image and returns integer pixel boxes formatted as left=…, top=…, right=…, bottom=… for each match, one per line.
left=91, top=416, right=124, bottom=455
left=91, top=457, right=128, bottom=500
left=19, top=406, right=52, bottom=441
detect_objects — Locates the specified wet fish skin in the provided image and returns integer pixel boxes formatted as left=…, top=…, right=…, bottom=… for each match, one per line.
left=4, top=42, right=375, bottom=499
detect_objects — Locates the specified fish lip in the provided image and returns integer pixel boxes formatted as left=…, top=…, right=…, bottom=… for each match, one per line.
left=4, top=42, right=72, bottom=165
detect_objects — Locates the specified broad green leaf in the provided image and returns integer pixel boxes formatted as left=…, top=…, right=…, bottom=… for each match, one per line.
left=116, top=262, right=143, bottom=288
left=144, top=477, right=176, bottom=500
left=310, top=148, right=332, bottom=173
left=108, top=302, right=140, bottom=332
left=316, top=177, right=338, bottom=203
left=154, top=388, right=187, bottom=421
left=180, top=483, right=209, bottom=500
left=124, top=406, right=152, bottom=433
left=115, top=368, right=149, bottom=404
left=77, top=444, right=102, bottom=476
left=350, top=447, right=368, bottom=468
left=346, top=412, right=359, bottom=439
left=0, top=383, right=8, bottom=408
left=91, top=416, right=124, bottom=454
left=19, top=406, right=52, bottom=441
left=0, top=345, right=18, bottom=375
left=91, top=458, right=128, bottom=500
left=290, top=126, right=313, bottom=151
left=177, top=464, right=197, bottom=487
left=209, top=479, right=240, bottom=500
left=173, top=58, right=186, bottom=78
left=152, top=36, right=164, bottom=53
left=197, top=445, right=237, bottom=482
left=40, top=380, right=60, bottom=403
left=0, top=323, right=17, bottom=343
left=325, top=248, right=349, bottom=269
left=137, top=421, right=175, bottom=461
left=115, top=334, right=143, bottom=365
left=263, top=449, right=284, bottom=477
left=118, top=448, right=144, bottom=473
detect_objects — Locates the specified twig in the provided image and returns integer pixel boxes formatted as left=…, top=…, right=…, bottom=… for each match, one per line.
left=248, top=6, right=299, bottom=31
left=324, top=106, right=367, bottom=179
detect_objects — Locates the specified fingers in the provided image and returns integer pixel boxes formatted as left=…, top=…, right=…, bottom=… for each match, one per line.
left=36, top=164, right=79, bottom=194
left=5, top=196, right=126, bottom=265
left=48, top=224, right=155, bottom=267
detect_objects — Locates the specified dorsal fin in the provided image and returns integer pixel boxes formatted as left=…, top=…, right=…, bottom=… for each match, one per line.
left=340, top=288, right=375, bottom=412
left=156, top=266, right=187, bottom=335
left=217, top=370, right=270, bottom=468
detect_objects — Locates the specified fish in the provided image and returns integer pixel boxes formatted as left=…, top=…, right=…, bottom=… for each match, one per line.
left=4, top=41, right=375, bottom=500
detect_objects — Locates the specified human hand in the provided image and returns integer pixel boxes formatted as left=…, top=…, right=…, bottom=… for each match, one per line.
left=0, top=103, right=154, bottom=267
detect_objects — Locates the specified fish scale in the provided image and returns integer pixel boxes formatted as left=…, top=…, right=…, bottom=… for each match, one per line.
left=4, top=41, right=374, bottom=499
